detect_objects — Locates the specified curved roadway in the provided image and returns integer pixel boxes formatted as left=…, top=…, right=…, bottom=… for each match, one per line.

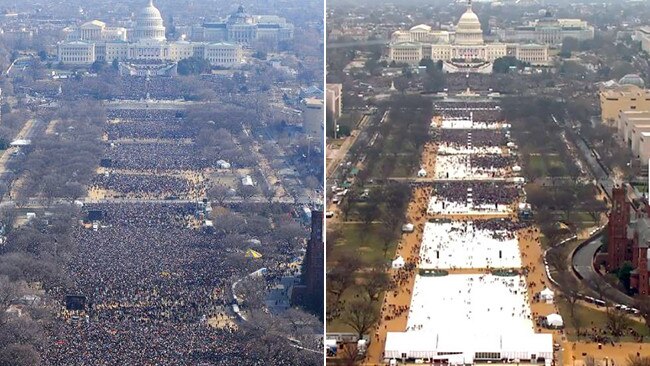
left=569, top=130, right=634, bottom=306
left=572, top=234, right=635, bottom=306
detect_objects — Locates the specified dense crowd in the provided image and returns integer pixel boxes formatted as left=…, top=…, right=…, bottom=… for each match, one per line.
left=471, top=155, right=516, bottom=169
left=473, top=218, right=530, bottom=232
left=440, top=129, right=507, bottom=147
left=104, top=142, right=222, bottom=170
left=91, top=173, right=193, bottom=198
left=106, top=109, right=195, bottom=140
left=434, top=101, right=502, bottom=122
left=42, top=203, right=298, bottom=365
left=433, top=181, right=519, bottom=205
left=110, top=77, right=191, bottom=100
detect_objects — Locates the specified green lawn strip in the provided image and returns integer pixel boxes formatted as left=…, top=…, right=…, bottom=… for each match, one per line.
left=327, top=223, right=402, bottom=333
left=327, top=222, right=396, bottom=267
left=556, top=299, right=650, bottom=342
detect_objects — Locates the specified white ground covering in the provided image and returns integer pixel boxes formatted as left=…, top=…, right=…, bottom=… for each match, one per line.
left=419, top=221, right=521, bottom=269
left=439, top=119, right=509, bottom=130
left=437, top=144, right=503, bottom=155
left=427, top=196, right=510, bottom=215
left=434, top=155, right=507, bottom=180
left=385, top=330, right=553, bottom=361
left=406, top=274, right=533, bottom=333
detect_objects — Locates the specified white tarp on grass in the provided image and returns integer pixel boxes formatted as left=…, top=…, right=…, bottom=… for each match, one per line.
left=434, top=155, right=508, bottom=180
left=419, top=222, right=521, bottom=269
left=437, top=145, right=503, bottom=155
left=427, top=196, right=510, bottom=215
left=406, top=275, right=532, bottom=333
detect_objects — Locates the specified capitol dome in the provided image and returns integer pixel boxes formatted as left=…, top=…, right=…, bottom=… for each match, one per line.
left=619, top=74, right=645, bottom=88
left=139, top=1, right=162, bottom=20
left=132, top=0, right=166, bottom=42
left=454, top=0, right=484, bottom=45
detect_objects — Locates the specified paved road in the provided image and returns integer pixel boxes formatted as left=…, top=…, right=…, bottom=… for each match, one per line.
left=572, top=234, right=635, bottom=306
left=567, top=127, right=635, bottom=306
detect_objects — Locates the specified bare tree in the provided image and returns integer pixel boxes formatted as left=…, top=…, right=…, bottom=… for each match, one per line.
left=342, top=298, right=380, bottom=341
left=557, top=271, right=584, bottom=336
left=635, top=295, right=650, bottom=333
left=364, top=265, right=393, bottom=301
left=239, top=185, right=258, bottom=200
left=339, top=196, right=354, bottom=222
left=208, top=184, right=230, bottom=205
left=606, top=307, right=632, bottom=341
left=339, top=342, right=364, bottom=366
left=358, top=202, right=380, bottom=228
left=327, top=251, right=362, bottom=306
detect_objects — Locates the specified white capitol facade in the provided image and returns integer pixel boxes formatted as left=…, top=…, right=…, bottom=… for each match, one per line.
left=57, top=0, right=243, bottom=68
left=389, top=0, right=550, bottom=72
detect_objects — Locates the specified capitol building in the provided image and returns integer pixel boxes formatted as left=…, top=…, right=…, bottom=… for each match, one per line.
left=388, top=0, right=550, bottom=73
left=57, top=0, right=244, bottom=68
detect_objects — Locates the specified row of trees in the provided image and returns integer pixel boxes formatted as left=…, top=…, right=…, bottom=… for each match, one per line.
left=0, top=204, right=81, bottom=364
left=11, top=102, right=104, bottom=206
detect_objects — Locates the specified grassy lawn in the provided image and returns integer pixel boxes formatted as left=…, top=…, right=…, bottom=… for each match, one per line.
left=327, top=222, right=399, bottom=333
left=529, top=153, right=567, bottom=176
left=327, top=222, right=396, bottom=267
left=328, top=139, right=345, bottom=149
left=557, top=299, right=650, bottom=342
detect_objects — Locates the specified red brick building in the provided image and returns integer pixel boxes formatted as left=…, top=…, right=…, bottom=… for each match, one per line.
left=606, top=185, right=650, bottom=295
left=606, top=186, right=630, bottom=272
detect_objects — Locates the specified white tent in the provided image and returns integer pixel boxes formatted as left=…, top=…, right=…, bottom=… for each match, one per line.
left=10, top=139, right=31, bottom=147
left=513, top=177, right=525, bottom=184
left=539, top=288, right=554, bottom=303
left=546, top=313, right=564, bottom=328
left=402, top=223, right=414, bottom=232
left=417, top=168, right=427, bottom=177
left=216, top=160, right=231, bottom=169
left=241, top=175, right=254, bottom=186
left=325, top=339, right=338, bottom=354
left=512, top=165, right=522, bottom=172
left=392, top=256, right=405, bottom=269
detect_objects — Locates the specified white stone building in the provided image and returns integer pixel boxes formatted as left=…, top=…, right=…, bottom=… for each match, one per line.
left=191, top=6, right=294, bottom=46
left=636, top=27, right=650, bottom=54
left=65, top=20, right=127, bottom=42
left=388, top=0, right=550, bottom=71
left=57, top=0, right=243, bottom=68
left=495, top=12, right=595, bottom=45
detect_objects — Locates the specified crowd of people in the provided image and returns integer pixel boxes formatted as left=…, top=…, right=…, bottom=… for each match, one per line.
left=106, top=109, right=195, bottom=140
left=90, top=173, right=194, bottom=198
left=36, top=89, right=322, bottom=363
left=42, top=202, right=297, bottom=364
left=104, top=142, right=223, bottom=171
left=433, top=181, right=519, bottom=206
left=440, top=129, right=507, bottom=148
left=471, top=154, right=516, bottom=170
left=434, top=101, right=502, bottom=123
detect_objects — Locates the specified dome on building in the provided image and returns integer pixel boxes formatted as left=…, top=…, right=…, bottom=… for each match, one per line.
left=410, top=24, right=432, bottom=32
left=138, top=0, right=162, bottom=20
left=619, top=74, right=645, bottom=88
left=457, top=10, right=480, bottom=30
left=455, top=0, right=483, bottom=45
left=228, top=5, right=253, bottom=24
left=132, top=0, right=166, bottom=42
